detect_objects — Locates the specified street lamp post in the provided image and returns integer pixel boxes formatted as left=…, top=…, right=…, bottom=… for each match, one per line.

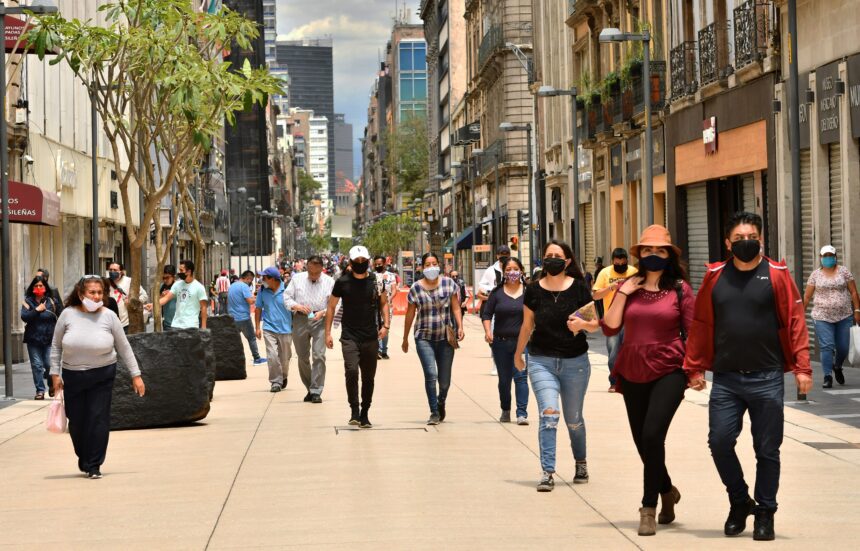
left=599, top=27, right=653, bottom=226
left=245, top=197, right=255, bottom=272
left=253, top=205, right=262, bottom=274
left=472, top=149, right=502, bottom=254
left=500, top=122, right=534, bottom=268
left=537, top=85, right=580, bottom=263
left=260, top=210, right=270, bottom=266
left=2, top=0, right=60, bottom=399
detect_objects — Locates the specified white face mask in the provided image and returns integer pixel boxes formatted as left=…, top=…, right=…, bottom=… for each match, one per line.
left=423, top=266, right=441, bottom=281
left=82, top=297, right=103, bottom=312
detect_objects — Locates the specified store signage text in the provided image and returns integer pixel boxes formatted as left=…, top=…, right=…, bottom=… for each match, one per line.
left=819, top=77, right=839, bottom=132
left=848, top=54, right=860, bottom=139
left=703, top=117, right=717, bottom=154
left=816, top=61, right=840, bottom=145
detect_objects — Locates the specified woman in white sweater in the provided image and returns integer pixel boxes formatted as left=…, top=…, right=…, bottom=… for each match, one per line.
left=50, top=275, right=146, bottom=479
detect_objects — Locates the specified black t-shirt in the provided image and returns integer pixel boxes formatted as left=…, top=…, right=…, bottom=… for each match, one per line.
left=523, top=278, right=591, bottom=358
left=712, top=260, right=784, bottom=372
left=481, top=288, right=524, bottom=338
left=332, top=272, right=379, bottom=342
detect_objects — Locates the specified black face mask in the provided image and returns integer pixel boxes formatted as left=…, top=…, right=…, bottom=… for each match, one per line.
left=109, top=271, right=121, bottom=281
left=352, top=260, right=369, bottom=274
left=542, top=257, right=567, bottom=276
left=638, top=255, right=670, bottom=272
left=731, top=239, right=761, bottom=263
left=374, top=265, right=385, bottom=273
left=178, top=272, right=187, bottom=280
left=613, top=263, right=628, bottom=274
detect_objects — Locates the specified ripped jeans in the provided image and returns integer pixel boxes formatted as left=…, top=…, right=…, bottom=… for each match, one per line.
left=528, top=353, right=591, bottom=473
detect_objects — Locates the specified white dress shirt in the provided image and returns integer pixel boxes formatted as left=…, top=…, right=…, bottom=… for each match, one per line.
left=284, top=271, right=335, bottom=313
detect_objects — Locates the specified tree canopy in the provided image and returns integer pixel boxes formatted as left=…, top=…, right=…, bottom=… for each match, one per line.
left=364, top=214, right=422, bottom=257
left=384, top=115, right=429, bottom=199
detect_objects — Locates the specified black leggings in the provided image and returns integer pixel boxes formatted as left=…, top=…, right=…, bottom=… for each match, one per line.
left=620, top=369, right=687, bottom=507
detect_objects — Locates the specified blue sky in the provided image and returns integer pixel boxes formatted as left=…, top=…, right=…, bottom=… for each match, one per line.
left=277, top=0, right=422, bottom=179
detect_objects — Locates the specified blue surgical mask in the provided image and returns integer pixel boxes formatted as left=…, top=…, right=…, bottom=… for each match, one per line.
left=822, top=256, right=837, bottom=269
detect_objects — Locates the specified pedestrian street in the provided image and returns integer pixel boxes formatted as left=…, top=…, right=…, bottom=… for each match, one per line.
left=0, top=315, right=858, bottom=550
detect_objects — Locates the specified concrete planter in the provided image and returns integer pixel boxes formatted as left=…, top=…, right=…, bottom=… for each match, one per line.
left=207, top=315, right=248, bottom=381
left=112, top=329, right=216, bottom=430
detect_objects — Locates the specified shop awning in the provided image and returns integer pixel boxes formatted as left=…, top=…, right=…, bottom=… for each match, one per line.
left=7, top=180, right=61, bottom=226
left=454, top=226, right=482, bottom=250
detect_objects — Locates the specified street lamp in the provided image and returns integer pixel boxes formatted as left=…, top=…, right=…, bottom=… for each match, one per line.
left=2, top=0, right=59, bottom=399
left=260, top=210, right=271, bottom=265
left=599, top=27, right=654, bottom=225
left=253, top=205, right=262, bottom=274
left=246, top=197, right=256, bottom=272
left=537, top=85, right=581, bottom=263
left=499, top=122, right=535, bottom=268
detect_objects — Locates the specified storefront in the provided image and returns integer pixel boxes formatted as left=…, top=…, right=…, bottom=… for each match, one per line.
left=667, top=74, right=777, bottom=289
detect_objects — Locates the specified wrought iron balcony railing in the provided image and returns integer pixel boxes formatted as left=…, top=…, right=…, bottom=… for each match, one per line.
left=670, top=41, right=698, bottom=100
left=698, top=23, right=719, bottom=86
left=632, top=61, right=667, bottom=112
left=734, top=0, right=770, bottom=69
left=477, top=25, right=504, bottom=70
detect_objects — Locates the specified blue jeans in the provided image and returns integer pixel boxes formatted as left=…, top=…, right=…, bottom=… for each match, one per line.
left=415, top=338, right=455, bottom=414
left=379, top=334, right=389, bottom=355
left=709, top=369, right=784, bottom=509
left=607, top=327, right=625, bottom=385
left=814, top=316, right=852, bottom=378
left=234, top=318, right=261, bottom=360
left=528, top=353, right=591, bottom=473
left=27, top=343, right=50, bottom=393
left=491, top=338, right=529, bottom=417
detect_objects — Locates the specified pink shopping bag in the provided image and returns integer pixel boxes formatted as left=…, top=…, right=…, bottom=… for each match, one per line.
left=45, top=391, right=67, bottom=434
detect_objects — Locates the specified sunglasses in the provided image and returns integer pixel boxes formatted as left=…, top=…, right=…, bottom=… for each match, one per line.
left=79, top=274, right=103, bottom=283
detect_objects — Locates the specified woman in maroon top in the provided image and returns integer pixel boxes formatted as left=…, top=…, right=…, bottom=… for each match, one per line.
left=601, top=225, right=695, bottom=537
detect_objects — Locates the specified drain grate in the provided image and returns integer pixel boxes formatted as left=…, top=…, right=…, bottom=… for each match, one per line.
left=803, top=442, right=860, bottom=450
left=334, top=426, right=429, bottom=434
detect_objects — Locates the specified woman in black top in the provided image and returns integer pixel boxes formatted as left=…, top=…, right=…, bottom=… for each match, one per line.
left=482, top=257, right=529, bottom=425
left=20, top=276, right=60, bottom=399
left=514, top=240, right=599, bottom=492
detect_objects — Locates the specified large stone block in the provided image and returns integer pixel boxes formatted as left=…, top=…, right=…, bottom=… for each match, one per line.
left=207, top=315, right=248, bottom=381
left=112, top=329, right=216, bottom=430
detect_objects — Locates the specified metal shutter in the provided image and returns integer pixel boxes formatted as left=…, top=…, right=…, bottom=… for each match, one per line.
left=742, top=174, right=755, bottom=212
left=829, top=143, right=843, bottom=256
left=583, top=202, right=594, bottom=276
left=800, top=149, right=815, bottom=354
left=686, top=183, right=709, bottom=291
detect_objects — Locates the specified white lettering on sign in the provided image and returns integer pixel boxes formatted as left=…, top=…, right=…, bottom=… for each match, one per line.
left=823, top=77, right=834, bottom=91
left=820, top=116, right=839, bottom=132
left=799, top=103, right=808, bottom=124
left=850, top=84, right=860, bottom=108
left=4, top=208, right=37, bottom=217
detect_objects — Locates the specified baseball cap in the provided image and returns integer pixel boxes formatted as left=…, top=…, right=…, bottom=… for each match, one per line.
left=496, top=245, right=511, bottom=255
left=258, top=266, right=281, bottom=279
left=220, top=269, right=227, bottom=276
left=820, top=245, right=837, bottom=256
left=349, top=245, right=370, bottom=260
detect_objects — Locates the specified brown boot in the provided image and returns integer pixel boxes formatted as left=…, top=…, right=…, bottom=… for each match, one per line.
left=658, top=486, right=681, bottom=524
left=638, top=507, right=657, bottom=536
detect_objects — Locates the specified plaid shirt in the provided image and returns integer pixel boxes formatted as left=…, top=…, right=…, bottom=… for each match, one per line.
left=407, top=277, right=460, bottom=342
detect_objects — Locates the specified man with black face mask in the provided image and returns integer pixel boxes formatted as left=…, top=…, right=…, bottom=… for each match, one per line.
left=325, top=246, right=390, bottom=428
left=685, top=211, right=812, bottom=542
left=593, top=248, right=637, bottom=390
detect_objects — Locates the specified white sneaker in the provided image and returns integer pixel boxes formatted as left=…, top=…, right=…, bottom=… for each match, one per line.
left=516, top=416, right=529, bottom=426
left=490, top=366, right=498, bottom=376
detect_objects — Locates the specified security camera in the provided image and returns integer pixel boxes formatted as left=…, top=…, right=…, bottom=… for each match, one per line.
left=23, top=154, right=34, bottom=164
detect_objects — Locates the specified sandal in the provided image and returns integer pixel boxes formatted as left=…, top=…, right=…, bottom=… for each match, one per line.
left=34, top=392, right=45, bottom=400
left=48, top=387, right=55, bottom=398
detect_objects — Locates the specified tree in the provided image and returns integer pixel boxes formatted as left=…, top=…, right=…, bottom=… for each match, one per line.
left=364, top=214, right=422, bottom=257
left=297, top=169, right=322, bottom=206
left=384, top=115, right=429, bottom=199
left=31, top=1, right=283, bottom=332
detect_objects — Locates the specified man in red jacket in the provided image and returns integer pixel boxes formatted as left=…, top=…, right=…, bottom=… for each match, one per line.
left=685, top=212, right=812, bottom=542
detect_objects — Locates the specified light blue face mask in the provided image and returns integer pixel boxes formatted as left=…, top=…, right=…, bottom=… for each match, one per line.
left=821, top=256, right=837, bottom=269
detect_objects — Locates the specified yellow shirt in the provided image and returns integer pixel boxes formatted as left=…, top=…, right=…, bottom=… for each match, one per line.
left=593, top=265, right=639, bottom=310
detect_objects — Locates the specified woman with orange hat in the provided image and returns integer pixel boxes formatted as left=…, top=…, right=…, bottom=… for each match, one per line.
left=601, top=225, right=695, bottom=536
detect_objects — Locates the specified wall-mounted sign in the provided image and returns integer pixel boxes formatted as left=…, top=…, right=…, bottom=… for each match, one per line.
left=786, top=72, right=812, bottom=149
left=703, top=117, right=717, bottom=154
left=816, top=60, right=841, bottom=145
left=5, top=181, right=60, bottom=226
left=474, top=244, right=492, bottom=253
left=625, top=136, right=641, bottom=183
left=610, top=144, right=622, bottom=186
left=848, top=54, right=860, bottom=139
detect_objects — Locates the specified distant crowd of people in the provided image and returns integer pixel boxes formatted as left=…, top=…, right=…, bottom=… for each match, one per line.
left=25, top=210, right=858, bottom=541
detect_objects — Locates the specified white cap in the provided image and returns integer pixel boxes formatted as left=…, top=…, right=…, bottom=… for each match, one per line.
left=349, top=245, right=370, bottom=260
left=820, top=245, right=837, bottom=256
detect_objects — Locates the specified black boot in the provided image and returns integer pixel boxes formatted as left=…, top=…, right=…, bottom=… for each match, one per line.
left=348, top=406, right=360, bottom=426
left=753, top=507, right=775, bottom=541
left=724, top=497, right=756, bottom=536
left=438, top=399, right=446, bottom=422
left=359, top=407, right=372, bottom=428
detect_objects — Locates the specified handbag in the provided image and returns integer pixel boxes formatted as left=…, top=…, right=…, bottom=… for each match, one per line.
left=849, top=324, right=860, bottom=367
left=445, top=291, right=460, bottom=350
left=45, top=391, right=67, bottom=434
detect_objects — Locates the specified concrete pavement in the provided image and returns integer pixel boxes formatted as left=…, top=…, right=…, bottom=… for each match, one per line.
left=0, top=315, right=859, bottom=550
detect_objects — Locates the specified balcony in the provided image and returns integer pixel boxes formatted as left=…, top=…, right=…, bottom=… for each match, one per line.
left=698, top=22, right=731, bottom=87
left=670, top=42, right=698, bottom=100
left=734, top=0, right=771, bottom=69
left=631, top=61, right=666, bottom=113
left=478, top=25, right=505, bottom=71
left=567, top=0, right=598, bottom=20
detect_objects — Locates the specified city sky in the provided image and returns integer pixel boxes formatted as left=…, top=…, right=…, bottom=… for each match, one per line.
left=277, top=0, right=423, bottom=180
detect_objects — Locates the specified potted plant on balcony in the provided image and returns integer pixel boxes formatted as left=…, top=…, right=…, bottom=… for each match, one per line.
left=579, top=72, right=599, bottom=139
left=600, top=71, right=619, bottom=128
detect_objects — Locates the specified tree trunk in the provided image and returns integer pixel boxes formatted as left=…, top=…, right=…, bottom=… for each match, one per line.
left=127, top=244, right=145, bottom=334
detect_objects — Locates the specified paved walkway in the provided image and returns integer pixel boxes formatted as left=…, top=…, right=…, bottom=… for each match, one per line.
left=1, top=316, right=859, bottom=549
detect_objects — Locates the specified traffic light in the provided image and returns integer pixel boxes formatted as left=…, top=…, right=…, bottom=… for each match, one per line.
left=517, top=209, right=530, bottom=234
left=510, top=236, right=518, bottom=251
